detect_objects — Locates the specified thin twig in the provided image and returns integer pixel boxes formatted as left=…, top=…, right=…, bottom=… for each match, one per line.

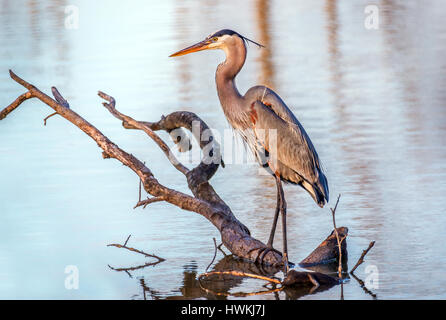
left=43, top=87, right=71, bottom=125
left=134, top=196, right=165, bottom=209
left=137, top=161, right=146, bottom=203
left=123, top=234, right=132, bottom=246
left=43, top=112, right=57, bottom=126
left=107, top=236, right=165, bottom=262
left=206, top=238, right=218, bottom=272
left=350, top=241, right=375, bottom=274
left=107, top=243, right=165, bottom=261
left=107, top=235, right=165, bottom=277
left=330, top=194, right=342, bottom=277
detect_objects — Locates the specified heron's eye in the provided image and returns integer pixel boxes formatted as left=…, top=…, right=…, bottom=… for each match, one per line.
left=212, top=37, right=219, bottom=42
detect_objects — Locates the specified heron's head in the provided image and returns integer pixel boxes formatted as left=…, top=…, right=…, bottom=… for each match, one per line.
left=169, top=29, right=263, bottom=57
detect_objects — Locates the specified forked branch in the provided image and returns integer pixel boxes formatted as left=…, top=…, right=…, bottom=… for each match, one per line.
left=0, top=70, right=283, bottom=266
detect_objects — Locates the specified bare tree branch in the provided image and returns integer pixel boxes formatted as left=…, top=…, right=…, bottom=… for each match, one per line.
left=350, top=241, right=375, bottom=274
left=107, top=243, right=165, bottom=262
left=98, top=91, right=189, bottom=175
left=1, top=70, right=284, bottom=266
left=330, top=194, right=343, bottom=277
left=0, top=91, right=33, bottom=120
left=133, top=196, right=165, bottom=209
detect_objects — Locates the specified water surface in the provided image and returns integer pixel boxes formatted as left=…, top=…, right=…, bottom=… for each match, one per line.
left=0, top=0, right=445, bottom=299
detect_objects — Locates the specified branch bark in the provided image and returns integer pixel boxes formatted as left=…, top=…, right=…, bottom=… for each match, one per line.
left=1, top=70, right=283, bottom=266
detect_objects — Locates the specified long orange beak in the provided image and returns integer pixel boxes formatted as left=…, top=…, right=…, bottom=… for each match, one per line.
left=169, top=40, right=211, bottom=57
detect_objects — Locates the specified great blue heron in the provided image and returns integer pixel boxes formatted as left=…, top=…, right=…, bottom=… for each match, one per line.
left=170, top=29, right=329, bottom=270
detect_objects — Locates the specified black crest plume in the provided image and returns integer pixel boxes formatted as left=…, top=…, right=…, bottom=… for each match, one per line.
left=209, top=29, right=265, bottom=48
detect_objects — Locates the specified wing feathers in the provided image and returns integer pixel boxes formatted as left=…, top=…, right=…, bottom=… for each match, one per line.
left=249, top=98, right=329, bottom=204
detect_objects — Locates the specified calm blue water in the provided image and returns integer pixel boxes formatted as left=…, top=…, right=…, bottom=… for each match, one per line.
left=0, top=0, right=445, bottom=299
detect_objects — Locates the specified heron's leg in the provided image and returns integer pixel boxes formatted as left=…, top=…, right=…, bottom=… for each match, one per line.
left=256, top=186, right=281, bottom=264
left=276, top=175, right=289, bottom=273
left=257, top=175, right=290, bottom=269
left=267, top=186, right=280, bottom=247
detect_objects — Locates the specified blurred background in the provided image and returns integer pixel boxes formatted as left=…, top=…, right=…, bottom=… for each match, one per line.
left=0, top=0, right=445, bottom=299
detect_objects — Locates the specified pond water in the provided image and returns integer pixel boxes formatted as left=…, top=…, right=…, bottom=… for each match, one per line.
left=1, top=0, right=445, bottom=299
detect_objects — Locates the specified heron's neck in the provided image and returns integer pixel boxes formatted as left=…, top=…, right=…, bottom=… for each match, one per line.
left=215, top=42, right=247, bottom=118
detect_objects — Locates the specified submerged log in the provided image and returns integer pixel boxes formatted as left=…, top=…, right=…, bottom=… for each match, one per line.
left=299, top=227, right=348, bottom=267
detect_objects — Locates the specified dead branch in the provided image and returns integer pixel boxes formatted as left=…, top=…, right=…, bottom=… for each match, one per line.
left=205, top=238, right=218, bottom=272
left=107, top=236, right=165, bottom=262
left=107, top=235, right=165, bottom=278
left=1, top=70, right=283, bottom=266
left=330, top=194, right=343, bottom=277
left=350, top=241, right=375, bottom=274
left=98, top=91, right=189, bottom=175
left=133, top=196, right=165, bottom=209
left=124, top=234, right=132, bottom=246
left=0, top=91, right=33, bottom=120
left=43, top=112, right=57, bottom=125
